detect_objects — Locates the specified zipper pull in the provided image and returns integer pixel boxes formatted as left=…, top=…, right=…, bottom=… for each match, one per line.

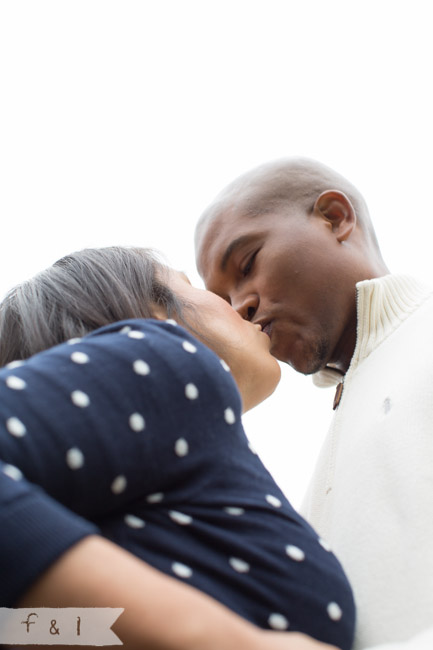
left=333, top=382, right=344, bottom=410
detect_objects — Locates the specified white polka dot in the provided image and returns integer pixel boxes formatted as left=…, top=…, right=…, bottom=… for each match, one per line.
left=327, top=602, right=343, bottom=621
left=2, top=464, right=23, bottom=481
left=66, top=447, right=85, bottom=470
left=248, top=441, right=258, bottom=454
left=185, top=383, right=199, bottom=400
left=165, top=319, right=178, bottom=326
left=128, top=330, right=145, bottom=339
left=224, top=407, right=236, bottom=424
left=224, top=507, right=245, bottom=516
left=285, top=545, right=305, bottom=562
left=319, top=537, right=332, bottom=551
left=67, top=337, right=82, bottom=345
left=146, top=492, right=164, bottom=503
left=182, top=341, right=197, bottom=354
left=6, top=360, right=24, bottom=369
left=120, top=326, right=132, bottom=334
left=111, top=475, right=127, bottom=494
left=175, top=438, right=189, bottom=457
left=6, top=417, right=26, bottom=437
left=71, top=351, right=90, bottom=364
left=268, top=613, right=289, bottom=630
left=266, top=494, right=282, bottom=508
left=172, top=562, right=193, bottom=579
left=6, top=376, right=26, bottom=390
left=124, top=514, right=145, bottom=528
left=71, top=390, right=90, bottom=407
left=220, top=359, right=230, bottom=372
left=229, top=557, right=250, bottom=573
left=129, top=413, right=145, bottom=431
left=133, top=359, right=150, bottom=375
left=169, top=510, right=193, bottom=525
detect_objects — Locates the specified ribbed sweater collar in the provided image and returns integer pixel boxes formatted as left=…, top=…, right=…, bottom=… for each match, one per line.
left=313, top=275, right=432, bottom=388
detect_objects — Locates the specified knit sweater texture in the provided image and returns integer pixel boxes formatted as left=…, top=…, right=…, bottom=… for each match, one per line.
left=302, top=274, right=433, bottom=650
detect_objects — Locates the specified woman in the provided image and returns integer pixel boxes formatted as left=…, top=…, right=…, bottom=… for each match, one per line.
left=0, top=247, right=355, bottom=650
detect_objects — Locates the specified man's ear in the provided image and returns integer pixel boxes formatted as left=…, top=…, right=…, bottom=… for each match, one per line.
left=314, top=190, right=356, bottom=242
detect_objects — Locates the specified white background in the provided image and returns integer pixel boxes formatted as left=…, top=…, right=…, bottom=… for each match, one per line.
left=1, top=1, right=432, bottom=507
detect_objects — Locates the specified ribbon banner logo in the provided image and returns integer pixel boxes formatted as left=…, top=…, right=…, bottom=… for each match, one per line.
left=0, top=608, right=124, bottom=645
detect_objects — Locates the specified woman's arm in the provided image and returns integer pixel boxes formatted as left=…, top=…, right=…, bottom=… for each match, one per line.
left=18, top=535, right=339, bottom=650
left=1, top=464, right=335, bottom=650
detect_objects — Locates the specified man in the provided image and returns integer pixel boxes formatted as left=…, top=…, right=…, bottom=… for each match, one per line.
left=195, top=158, right=433, bottom=650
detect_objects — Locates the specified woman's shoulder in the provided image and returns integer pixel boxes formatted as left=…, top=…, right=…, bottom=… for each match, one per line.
left=86, top=318, right=217, bottom=368
left=0, top=318, right=242, bottom=424
left=88, top=318, right=239, bottom=394
left=88, top=318, right=197, bottom=346
left=0, top=319, right=211, bottom=371
left=2, top=318, right=238, bottom=402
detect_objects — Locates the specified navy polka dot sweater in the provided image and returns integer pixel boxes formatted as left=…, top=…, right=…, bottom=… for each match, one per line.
left=0, top=319, right=355, bottom=649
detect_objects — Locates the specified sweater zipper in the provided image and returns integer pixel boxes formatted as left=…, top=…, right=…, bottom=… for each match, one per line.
left=333, top=379, right=344, bottom=410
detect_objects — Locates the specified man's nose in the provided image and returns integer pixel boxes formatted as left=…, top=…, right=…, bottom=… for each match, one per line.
left=232, top=293, right=259, bottom=321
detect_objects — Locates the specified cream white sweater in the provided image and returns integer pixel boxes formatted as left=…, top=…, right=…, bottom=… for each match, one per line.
left=302, top=275, right=433, bottom=650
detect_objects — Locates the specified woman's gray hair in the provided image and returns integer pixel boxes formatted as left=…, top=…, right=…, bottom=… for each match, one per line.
left=0, top=246, right=188, bottom=365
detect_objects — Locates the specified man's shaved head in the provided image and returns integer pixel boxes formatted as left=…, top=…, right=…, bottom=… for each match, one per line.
left=196, top=157, right=381, bottom=271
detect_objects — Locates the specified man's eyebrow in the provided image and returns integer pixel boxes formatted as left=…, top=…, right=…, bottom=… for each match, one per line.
left=220, top=235, right=256, bottom=271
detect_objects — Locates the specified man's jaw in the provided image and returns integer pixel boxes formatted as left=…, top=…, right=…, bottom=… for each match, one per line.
left=267, top=325, right=331, bottom=376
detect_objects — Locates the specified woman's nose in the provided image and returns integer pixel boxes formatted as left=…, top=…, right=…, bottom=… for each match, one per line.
left=232, top=293, right=259, bottom=321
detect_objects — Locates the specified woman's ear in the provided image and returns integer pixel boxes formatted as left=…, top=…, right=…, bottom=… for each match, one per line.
left=151, top=303, right=169, bottom=320
left=314, top=190, right=356, bottom=242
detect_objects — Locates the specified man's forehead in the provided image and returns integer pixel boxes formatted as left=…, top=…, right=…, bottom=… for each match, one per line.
left=196, top=206, right=242, bottom=275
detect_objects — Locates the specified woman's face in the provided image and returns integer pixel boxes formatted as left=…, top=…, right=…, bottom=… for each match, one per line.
left=165, top=271, right=281, bottom=412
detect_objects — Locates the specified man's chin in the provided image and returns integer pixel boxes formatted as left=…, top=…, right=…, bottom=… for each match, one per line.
left=288, top=357, right=324, bottom=376
left=275, top=338, right=330, bottom=376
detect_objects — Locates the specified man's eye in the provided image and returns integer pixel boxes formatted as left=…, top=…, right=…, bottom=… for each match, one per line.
left=241, top=251, right=258, bottom=277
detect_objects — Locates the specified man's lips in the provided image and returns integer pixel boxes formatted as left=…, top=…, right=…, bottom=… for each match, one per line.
left=258, top=321, right=273, bottom=339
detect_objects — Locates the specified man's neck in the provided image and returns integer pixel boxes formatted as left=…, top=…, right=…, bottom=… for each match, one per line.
left=328, top=309, right=358, bottom=376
